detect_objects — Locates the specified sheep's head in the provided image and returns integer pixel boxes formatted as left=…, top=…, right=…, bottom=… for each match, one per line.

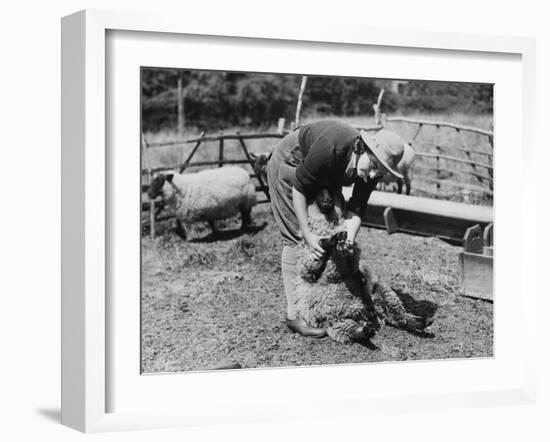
left=147, top=173, right=174, bottom=200
left=249, top=152, right=271, bottom=182
left=315, top=187, right=336, bottom=214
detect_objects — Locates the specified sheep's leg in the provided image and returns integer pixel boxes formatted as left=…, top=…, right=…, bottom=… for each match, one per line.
left=396, top=178, right=403, bottom=194
left=174, top=219, right=187, bottom=240
left=403, top=174, right=411, bottom=195
left=208, top=220, right=218, bottom=235
left=357, top=263, right=382, bottom=326
left=240, top=206, right=252, bottom=231
left=371, top=281, right=430, bottom=333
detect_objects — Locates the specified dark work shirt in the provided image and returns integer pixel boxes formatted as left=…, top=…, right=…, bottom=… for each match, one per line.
left=287, top=120, right=379, bottom=218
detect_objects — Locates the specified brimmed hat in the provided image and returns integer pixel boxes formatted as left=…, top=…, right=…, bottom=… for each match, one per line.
left=359, top=129, right=405, bottom=179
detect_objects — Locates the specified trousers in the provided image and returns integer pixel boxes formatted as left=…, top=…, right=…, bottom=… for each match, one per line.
left=281, top=244, right=299, bottom=319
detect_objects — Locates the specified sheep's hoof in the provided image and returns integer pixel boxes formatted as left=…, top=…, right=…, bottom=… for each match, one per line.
left=350, top=322, right=378, bottom=342
left=174, top=223, right=187, bottom=240
left=403, top=314, right=434, bottom=333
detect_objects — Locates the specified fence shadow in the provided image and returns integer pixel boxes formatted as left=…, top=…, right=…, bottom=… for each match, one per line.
left=398, top=291, right=438, bottom=319
left=189, top=222, right=268, bottom=243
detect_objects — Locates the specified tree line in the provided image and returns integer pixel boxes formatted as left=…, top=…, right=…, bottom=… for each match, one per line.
left=141, top=68, right=493, bottom=132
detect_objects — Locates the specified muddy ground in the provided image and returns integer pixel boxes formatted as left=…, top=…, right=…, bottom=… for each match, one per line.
left=141, top=204, right=493, bottom=373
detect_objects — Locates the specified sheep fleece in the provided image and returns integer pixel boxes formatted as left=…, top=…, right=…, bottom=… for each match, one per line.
left=169, top=167, right=256, bottom=222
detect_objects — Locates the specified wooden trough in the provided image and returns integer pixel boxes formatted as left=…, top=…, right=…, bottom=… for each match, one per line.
left=341, top=189, right=494, bottom=301
left=342, top=189, right=493, bottom=245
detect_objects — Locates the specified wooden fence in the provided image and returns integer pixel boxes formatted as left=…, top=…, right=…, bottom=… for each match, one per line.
left=383, top=116, right=494, bottom=200
left=141, top=131, right=288, bottom=204
left=141, top=122, right=384, bottom=199
left=141, top=116, right=493, bottom=237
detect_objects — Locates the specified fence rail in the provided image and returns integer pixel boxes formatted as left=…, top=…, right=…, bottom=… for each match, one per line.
left=415, top=151, right=492, bottom=170
left=146, top=132, right=288, bottom=148
left=414, top=165, right=493, bottom=183
left=386, top=116, right=493, bottom=137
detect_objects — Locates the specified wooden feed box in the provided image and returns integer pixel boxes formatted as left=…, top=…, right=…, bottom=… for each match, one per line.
left=459, top=223, right=493, bottom=301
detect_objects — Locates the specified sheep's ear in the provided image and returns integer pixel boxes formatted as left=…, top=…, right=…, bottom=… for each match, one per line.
left=249, top=152, right=258, bottom=161
left=165, top=173, right=174, bottom=183
left=319, top=237, right=333, bottom=251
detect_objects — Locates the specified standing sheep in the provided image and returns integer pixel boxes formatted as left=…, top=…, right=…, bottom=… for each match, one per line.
left=292, top=188, right=433, bottom=344
left=147, top=166, right=257, bottom=239
left=379, top=142, right=415, bottom=195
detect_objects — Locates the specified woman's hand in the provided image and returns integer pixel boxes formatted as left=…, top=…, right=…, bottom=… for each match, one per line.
left=304, top=231, right=326, bottom=260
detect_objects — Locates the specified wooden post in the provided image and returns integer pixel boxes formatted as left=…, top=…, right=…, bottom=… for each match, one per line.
left=487, top=134, right=494, bottom=192
left=218, top=132, right=224, bottom=167
left=372, top=88, right=385, bottom=125
left=295, top=76, right=307, bottom=127
left=409, top=123, right=423, bottom=144
left=483, top=223, right=494, bottom=256
left=177, top=72, right=185, bottom=137
left=277, top=118, right=286, bottom=135
left=148, top=172, right=155, bottom=239
left=180, top=130, right=205, bottom=173
left=434, top=125, right=441, bottom=194
left=435, top=144, right=441, bottom=193
left=141, top=133, right=155, bottom=239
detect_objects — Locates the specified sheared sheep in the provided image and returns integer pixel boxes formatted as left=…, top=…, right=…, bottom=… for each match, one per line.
left=147, top=166, right=257, bottom=239
left=379, top=142, right=415, bottom=195
left=292, top=188, right=432, bottom=344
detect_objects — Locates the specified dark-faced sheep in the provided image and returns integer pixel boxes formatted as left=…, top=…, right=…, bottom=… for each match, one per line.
left=292, top=188, right=433, bottom=344
left=249, top=152, right=272, bottom=183
left=147, top=166, right=257, bottom=239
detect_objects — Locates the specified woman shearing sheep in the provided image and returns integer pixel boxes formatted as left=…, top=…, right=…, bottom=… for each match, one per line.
left=266, top=120, right=406, bottom=338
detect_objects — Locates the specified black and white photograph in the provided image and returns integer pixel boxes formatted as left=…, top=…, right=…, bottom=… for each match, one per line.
left=6, top=0, right=550, bottom=438
left=140, top=68, right=494, bottom=373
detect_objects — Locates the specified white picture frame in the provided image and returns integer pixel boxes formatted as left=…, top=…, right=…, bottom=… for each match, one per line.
left=61, top=9, right=537, bottom=433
